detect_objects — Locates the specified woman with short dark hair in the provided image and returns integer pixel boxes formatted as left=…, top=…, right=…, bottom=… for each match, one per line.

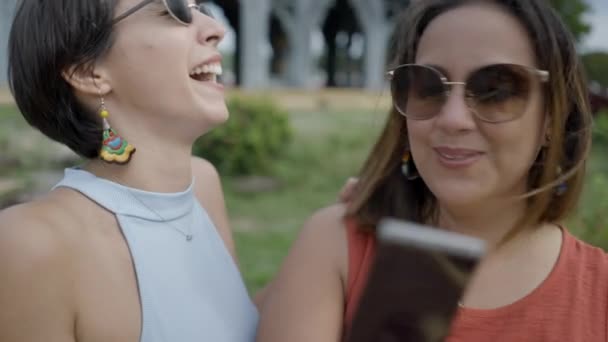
left=0, top=1, right=258, bottom=341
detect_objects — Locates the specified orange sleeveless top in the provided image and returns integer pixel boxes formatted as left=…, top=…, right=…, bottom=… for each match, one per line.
left=343, top=220, right=608, bottom=341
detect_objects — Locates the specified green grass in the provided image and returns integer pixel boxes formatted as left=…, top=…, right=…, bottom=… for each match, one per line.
left=0, top=104, right=24, bottom=142
left=226, top=110, right=384, bottom=292
left=230, top=111, right=608, bottom=294
left=0, top=104, right=68, bottom=188
left=567, top=143, right=608, bottom=248
left=1, top=103, right=607, bottom=294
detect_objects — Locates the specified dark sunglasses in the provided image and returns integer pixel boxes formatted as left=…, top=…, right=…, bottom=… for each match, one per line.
left=113, top=0, right=212, bottom=25
left=387, top=63, right=549, bottom=123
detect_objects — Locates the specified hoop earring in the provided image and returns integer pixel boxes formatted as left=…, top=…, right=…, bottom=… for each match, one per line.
left=401, top=150, right=419, bottom=180
left=98, top=96, right=136, bottom=164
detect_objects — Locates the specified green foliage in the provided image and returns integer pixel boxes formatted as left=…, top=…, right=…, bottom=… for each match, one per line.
left=549, top=0, right=592, bottom=42
left=568, top=144, right=608, bottom=249
left=192, top=96, right=293, bottom=176
left=228, top=109, right=379, bottom=293
left=234, top=229, right=295, bottom=293
left=583, top=52, right=608, bottom=88
left=229, top=109, right=608, bottom=293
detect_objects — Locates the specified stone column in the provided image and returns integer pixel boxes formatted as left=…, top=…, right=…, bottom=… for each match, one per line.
left=349, top=0, right=394, bottom=90
left=239, top=0, right=272, bottom=89
left=273, top=0, right=333, bottom=88
left=0, top=0, right=18, bottom=87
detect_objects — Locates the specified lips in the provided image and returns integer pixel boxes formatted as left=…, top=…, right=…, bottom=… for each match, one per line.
left=433, top=147, right=484, bottom=168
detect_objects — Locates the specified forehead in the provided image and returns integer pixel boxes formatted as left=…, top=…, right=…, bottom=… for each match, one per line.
left=415, top=3, right=538, bottom=75
left=114, top=0, right=162, bottom=15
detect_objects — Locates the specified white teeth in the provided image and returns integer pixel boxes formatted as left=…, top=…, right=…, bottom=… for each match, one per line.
left=189, top=62, right=223, bottom=77
left=439, top=153, right=474, bottom=160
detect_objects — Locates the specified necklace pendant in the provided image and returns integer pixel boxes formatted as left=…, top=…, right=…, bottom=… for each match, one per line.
left=186, top=235, right=193, bottom=241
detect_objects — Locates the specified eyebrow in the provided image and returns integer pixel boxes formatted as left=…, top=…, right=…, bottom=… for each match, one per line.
left=426, top=64, right=451, bottom=79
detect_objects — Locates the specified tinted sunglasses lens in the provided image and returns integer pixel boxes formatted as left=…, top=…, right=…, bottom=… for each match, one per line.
left=467, top=64, right=533, bottom=123
left=163, top=0, right=193, bottom=24
left=198, top=3, right=214, bottom=17
left=392, top=65, right=446, bottom=119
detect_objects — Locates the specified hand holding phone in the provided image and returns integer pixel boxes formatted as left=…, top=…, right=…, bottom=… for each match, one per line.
left=346, top=218, right=486, bottom=342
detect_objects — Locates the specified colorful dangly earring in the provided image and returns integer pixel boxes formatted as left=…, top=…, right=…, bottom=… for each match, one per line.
left=98, top=96, right=136, bottom=164
left=401, top=150, right=419, bottom=180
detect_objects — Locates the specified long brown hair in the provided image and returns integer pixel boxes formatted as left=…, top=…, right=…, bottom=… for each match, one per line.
left=347, top=0, right=593, bottom=241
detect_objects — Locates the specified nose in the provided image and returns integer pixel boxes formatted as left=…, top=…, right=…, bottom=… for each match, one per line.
left=195, top=13, right=226, bottom=47
left=434, top=84, right=477, bottom=133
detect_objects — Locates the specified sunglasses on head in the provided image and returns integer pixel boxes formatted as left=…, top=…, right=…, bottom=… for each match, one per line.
left=113, top=0, right=212, bottom=25
left=387, top=63, right=549, bottom=124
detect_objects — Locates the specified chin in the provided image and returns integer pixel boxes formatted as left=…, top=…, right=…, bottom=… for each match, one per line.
left=427, top=180, right=491, bottom=209
left=436, top=194, right=485, bottom=212
left=195, top=101, right=229, bottom=124
left=176, top=105, right=227, bottom=138
left=207, top=106, right=229, bottom=126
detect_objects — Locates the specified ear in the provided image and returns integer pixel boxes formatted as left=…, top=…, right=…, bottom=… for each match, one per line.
left=61, top=62, right=112, bottom=96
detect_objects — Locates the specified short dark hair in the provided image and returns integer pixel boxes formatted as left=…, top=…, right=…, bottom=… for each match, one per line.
left=8, top=0, right=118, bottom=158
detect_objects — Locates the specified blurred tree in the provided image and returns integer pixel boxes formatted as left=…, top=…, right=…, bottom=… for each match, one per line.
left=549, top=0, right=592, bottom=42
left=582, top=52, right=608, bottom=87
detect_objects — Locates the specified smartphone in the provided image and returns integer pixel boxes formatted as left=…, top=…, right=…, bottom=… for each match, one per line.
left=345, top=218, right=486, bottom=342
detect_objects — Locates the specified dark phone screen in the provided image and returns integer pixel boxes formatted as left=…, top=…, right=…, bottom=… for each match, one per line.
left=346, top=220, right=484, bottom=342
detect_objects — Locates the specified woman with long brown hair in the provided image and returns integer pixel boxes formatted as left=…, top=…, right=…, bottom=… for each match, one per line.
left=257, top=0, right=603, bottom=341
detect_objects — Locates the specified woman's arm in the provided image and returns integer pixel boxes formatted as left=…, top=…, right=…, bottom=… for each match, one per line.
left=256, top=204, right=349, bottom=342
left=0, top=206, right=77, bottom=342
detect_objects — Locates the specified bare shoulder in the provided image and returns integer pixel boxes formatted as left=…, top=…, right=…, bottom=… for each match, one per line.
left=288, top=202, right=350, bottom=283
left=0, top=199, right=74, bottom=290
left=256, top=203, right=349, bottom=342
left=0, top=204, right=64, bottom=269
left=297, top=203, right=349, bottom=272
left=190, top=156, right=237, bottom=260
left=2, top=190, right=70, bottom=243
left=304, top=203, right=348, bottom=229
left=0, top=190, right=87, bottom=340
left=0, top=189, right=87, bottom=269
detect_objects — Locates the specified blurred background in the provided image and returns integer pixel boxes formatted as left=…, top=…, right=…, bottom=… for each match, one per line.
left=0, top=0, right=607, bottom=293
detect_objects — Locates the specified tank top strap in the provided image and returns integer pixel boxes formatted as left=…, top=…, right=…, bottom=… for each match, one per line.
left=52, top=167, right=195, bottom=221
left=52, top=167, right=126, bottom=214
left=343, top=218, right=377, bottom=330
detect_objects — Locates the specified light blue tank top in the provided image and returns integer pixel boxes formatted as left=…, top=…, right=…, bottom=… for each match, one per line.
left=53, top=168, right=259, bottom=342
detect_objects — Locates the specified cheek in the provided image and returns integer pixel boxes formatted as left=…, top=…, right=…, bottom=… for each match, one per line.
left=406, top=120, right=433, bottom=152
left=483, top=122, right=542, bottom=178
left=106, top=31, right=192, bottom=106
left=109, top=29, right=189, bottom=82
